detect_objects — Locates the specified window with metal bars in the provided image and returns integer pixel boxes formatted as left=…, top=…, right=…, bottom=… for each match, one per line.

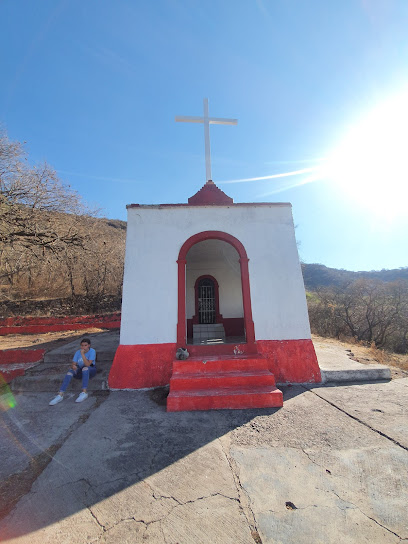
left=198, top=278, right=216, bottom=324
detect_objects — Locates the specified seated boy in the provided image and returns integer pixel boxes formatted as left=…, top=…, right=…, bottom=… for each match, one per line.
left=49, top=337, right=96, bottom=405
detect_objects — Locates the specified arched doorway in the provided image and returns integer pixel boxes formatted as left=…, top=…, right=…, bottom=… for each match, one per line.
left=177, top=231, right=255, bottom=349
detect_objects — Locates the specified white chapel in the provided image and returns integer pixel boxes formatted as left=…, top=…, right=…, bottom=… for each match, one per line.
left=109, top=100, right=321, bottom=411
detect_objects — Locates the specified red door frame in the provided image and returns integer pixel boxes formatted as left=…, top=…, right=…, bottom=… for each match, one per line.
left=177, top=231, right=255, bottom=348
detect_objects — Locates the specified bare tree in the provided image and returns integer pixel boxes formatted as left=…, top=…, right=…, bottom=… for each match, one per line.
left=308, top=278, right=408, bottom=353
left=1, top=129, right=125, bottom=305
left=1, top=133, right=91, bottom=255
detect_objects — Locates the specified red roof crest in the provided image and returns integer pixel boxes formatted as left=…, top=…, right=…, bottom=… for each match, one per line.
left=188, top=180, right=233, bottom=205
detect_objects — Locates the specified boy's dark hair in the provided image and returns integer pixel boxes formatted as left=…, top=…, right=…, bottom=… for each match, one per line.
left=80, top=338, right=91, bottom=345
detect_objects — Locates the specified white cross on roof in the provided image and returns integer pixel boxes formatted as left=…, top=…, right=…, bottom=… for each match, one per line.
left=175, top=98, right=238, bottom=182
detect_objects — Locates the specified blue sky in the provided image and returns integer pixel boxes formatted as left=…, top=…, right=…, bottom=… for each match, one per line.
left=1, top=0, right=408, bottom=272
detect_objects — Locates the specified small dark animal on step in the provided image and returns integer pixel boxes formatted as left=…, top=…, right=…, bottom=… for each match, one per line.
left=176, top=347, right=189, bottom=360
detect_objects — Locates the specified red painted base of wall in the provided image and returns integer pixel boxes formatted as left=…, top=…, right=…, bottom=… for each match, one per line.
left=257, top=339, right=321, bottom=383
left=108, top=338, right=321, bottom=390
left=0, top=313, right=121, bottom=335
left=108, top=343, right=176, bottom=389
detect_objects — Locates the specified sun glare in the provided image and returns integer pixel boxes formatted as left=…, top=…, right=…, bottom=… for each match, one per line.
left=221, top=90, right=408, bottom=220
left=325, top=90, right=408, bottom=219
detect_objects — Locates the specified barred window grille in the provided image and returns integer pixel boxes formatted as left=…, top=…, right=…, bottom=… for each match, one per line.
left=198, top=278, right=216, bottom=324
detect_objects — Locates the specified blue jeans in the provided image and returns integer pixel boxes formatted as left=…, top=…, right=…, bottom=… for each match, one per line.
left=59, top=366, right=97, bottom=392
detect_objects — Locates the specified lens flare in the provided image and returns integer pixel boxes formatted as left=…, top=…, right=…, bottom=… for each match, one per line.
left=216, top=90, right=408, bottom=223
left=0, top=375, right=17, bottom=411
left=219, top=166, right=321, bottom=184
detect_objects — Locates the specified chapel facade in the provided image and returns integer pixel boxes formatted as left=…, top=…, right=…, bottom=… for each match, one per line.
left=108, top=180, right=321, bottom=411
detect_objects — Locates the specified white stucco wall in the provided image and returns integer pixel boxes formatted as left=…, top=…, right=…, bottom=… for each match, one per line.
left=120, top=204, right=311, bottom=345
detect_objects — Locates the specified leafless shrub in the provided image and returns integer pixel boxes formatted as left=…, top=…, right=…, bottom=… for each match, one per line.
left=308, top=279, right=408, bottom=354
left=0, top=129, right=125, bottom=306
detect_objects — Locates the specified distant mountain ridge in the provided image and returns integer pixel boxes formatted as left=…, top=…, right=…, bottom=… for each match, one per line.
left=301, top=263, right=408, bottom=290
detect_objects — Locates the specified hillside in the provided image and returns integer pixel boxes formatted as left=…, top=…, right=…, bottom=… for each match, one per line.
left=302, top=263, right=408, bottom=290
left=3, top=208, right=406, bottom=302
left=0, top=213, right=127, bottom=310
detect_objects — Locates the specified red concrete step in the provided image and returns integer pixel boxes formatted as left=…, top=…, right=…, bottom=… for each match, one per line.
left=170, top=369, right=276, bottom=391
left=187, top=343, right=257, bottom=357
left=168, top=353, right=282, bottom=412
left=173, top=355, right=269, bottom=374
left=167, top=386, right=283, bottom=412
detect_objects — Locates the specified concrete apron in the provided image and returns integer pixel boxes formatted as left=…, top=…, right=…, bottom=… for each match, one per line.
left=0, top=378, right=407, bottom=543
left=314, top=342, right=391, bottom=384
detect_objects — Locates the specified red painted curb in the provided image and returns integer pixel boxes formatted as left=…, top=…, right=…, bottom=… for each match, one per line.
left=1, top=368, right=26, bottom=383
left=0, top=363, right=40, bottom=384
left=0, top=349, right=46, bottom=365
left=0, top=314, right=121, bottom=335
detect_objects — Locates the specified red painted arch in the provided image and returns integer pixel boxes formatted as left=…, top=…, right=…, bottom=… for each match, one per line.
left=177, top=231, right=255, bottom=348
left=178, top=231, right=248, bottom=261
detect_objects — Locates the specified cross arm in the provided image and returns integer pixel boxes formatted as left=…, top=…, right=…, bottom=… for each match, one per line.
left=209, top=117, right=238, bottom=125
left=175, top=116, right=204, bottom=124
left=175, top=116, right=238, bottom=125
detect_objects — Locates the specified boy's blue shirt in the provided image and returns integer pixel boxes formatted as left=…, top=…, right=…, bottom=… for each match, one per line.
left=73, top=348, right=96, bottom=368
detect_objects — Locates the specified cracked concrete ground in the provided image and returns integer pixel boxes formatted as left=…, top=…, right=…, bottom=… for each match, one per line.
left=0, top=378, right=407, bottom=543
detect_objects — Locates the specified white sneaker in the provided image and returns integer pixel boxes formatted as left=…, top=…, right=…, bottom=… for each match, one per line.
left=75, top=392, right=88, bottom=403
left=49, top=394, right=63, bottom=406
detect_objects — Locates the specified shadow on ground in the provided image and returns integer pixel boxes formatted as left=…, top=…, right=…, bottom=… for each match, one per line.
left=0, top=385, right=305, bottom=540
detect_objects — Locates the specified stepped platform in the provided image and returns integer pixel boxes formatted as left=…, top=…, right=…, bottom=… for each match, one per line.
left=167, top=354, right=283, bottom=412
left=10, top=331, right=119, bottom=393
left=11, top=362, right=112, bottom=392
